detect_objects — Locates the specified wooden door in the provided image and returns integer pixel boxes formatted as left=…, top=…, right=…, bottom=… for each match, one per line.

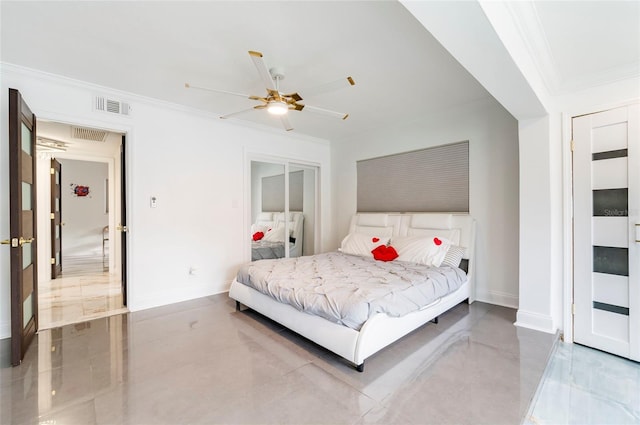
left=6, top=88, right=38, bottom=366
left=50, top=158, right=62, bottom=278
left=573, top=104, right=639, bottom=361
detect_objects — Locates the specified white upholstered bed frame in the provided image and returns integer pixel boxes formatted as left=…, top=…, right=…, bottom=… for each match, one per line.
left=230, top=212, right=476, bottom=372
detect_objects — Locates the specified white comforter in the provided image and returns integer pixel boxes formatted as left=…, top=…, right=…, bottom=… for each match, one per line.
left=235, top=251, right=467, bottom=330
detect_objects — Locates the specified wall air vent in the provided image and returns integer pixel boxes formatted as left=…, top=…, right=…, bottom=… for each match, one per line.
left=72, top=126, right=108, bottom=142
left=95, top=95, right=131, bottom=116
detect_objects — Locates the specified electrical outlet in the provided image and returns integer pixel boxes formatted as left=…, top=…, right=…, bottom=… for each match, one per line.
left=189, top=266, right=197, bottom=276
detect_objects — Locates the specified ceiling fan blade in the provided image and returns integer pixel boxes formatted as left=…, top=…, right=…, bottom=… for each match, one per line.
left=298, top=76, right=355, bottom=99
left=219, top=107, right=257, bottom=120
left=249, top=51, right=276, bottom=90
left=303, top=105, right=349, bottom=120
left=249, top=95, right=268, bottom=104
left=185, top=83, right=250, bottom=99
left=280, top=115, right=294, bottom=132
left=291, top=103, right=305, bottom=112
left=283, top=92, right=303, bottom=102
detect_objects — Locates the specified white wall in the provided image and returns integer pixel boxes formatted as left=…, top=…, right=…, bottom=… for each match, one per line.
left=401, top=1, right=640, bottom=335
left=0, top=63, right=332, bottom=338
left=58, top=158, right=108, bottom=257
left=331, top=97, right=520, bottom=307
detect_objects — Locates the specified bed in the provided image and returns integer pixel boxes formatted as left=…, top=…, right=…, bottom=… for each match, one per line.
left=251, top=211, right=304, bottom=260
left=230, top=212, right=476, bottom=371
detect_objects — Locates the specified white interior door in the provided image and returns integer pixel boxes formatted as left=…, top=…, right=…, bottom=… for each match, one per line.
left=573, top=104, right=639, bottom=361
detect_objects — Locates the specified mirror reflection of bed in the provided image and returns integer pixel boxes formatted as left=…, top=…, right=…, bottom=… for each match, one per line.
left=251, top=211, right=304, bottom=260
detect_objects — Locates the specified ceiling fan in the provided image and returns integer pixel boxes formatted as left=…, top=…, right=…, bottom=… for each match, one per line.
left=185, top=51, right=355, bottom=131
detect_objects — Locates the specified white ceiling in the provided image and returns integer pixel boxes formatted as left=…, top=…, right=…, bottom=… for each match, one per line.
left=506, top=0, right=640, bottom=95
left=2, top=1, right=638, bottom=143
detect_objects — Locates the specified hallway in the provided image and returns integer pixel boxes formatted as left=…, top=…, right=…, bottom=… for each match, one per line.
left=38, top=255, right=127, bottom=330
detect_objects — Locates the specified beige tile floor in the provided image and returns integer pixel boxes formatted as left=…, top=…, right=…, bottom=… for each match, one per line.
left=38, top=255, right=128, bottom=330
left=1, top=296, right=558, bottom=424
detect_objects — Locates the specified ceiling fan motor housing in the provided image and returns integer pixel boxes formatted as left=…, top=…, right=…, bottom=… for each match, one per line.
left=269, top=67, right=286, bottom=81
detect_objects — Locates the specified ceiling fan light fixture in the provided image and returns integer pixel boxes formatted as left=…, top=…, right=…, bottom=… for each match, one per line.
left=267, top=101, right=288, bottom=115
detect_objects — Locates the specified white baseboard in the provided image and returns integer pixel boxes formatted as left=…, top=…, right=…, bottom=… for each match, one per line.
left=128, top=281, right=229, bottom=313
left=475, top=289, right=519, bottom=309
left=515, top=309, right=556, bottom=334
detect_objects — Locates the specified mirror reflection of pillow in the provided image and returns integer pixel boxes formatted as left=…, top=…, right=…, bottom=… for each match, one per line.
left=252, top=231, right=264, bottom=241
left=251, top=223, right=269, bottom=234
left=263, top=225, right=286, bottom=242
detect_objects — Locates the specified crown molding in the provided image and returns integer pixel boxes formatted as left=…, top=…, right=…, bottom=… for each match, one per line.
left=505, top=2, right=640, bottom=96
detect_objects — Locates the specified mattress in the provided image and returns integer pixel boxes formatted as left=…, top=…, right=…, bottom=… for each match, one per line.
left=236, top=251, right=467, bottom=330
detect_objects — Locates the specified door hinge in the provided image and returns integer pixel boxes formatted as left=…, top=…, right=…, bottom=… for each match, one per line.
left=50, top=213, right=55, bottom=220
left=50, top=258, right=55, bottom=265
left=570, top=140, right=575, bottom=152
left=50, top=167, right=55, bottom=175
left=572, top=304, right=576, bottom=315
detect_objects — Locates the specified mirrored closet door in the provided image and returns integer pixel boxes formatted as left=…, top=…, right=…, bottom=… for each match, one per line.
left=249, top=160, right=318, bottom=261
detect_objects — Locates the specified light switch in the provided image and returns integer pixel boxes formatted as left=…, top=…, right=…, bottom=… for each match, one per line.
left=150, top=196, right=157, bottom=208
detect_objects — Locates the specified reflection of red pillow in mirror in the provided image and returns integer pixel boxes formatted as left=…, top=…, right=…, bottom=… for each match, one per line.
left=371, top=245, right=398, bottom=262
left=252, top=231, right=264, bottom=241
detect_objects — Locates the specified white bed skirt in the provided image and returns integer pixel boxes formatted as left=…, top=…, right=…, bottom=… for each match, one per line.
left=228, top=278, right=470, bottom=367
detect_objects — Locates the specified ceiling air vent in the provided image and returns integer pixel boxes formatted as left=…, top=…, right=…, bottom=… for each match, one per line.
left=72, top=126, right=108, bottom=142
left=95, top=95, right=130, bottom=116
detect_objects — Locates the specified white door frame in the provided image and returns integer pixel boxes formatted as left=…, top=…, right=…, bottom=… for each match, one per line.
left=32, top=110, right=133, bottom=303
left=562, top=99, right=640, bottom=344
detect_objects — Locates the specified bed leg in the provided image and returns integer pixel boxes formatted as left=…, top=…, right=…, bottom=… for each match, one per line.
left=355, top=362, right=365, bottom=373
left=431, top=316, right=439, bottom=324
left=235, top=300, right=241, bottom=311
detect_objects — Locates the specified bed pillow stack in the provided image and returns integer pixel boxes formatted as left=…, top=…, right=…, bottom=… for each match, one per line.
left=340, top=231, right=465, bottom=268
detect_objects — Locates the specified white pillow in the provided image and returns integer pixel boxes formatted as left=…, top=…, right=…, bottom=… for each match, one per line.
left=392, top=236, right=451, bottom=267
left=263, top=225, right=286, bottom=242
left=442, top=245, right=466, bottom=268
left=340, top=233, right=390, bottom=257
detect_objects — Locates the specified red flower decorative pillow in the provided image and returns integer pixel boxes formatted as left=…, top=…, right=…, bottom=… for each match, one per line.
left=371, top=245, right=399, bottom=262
left=252, top=231, right=264, bottom=241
